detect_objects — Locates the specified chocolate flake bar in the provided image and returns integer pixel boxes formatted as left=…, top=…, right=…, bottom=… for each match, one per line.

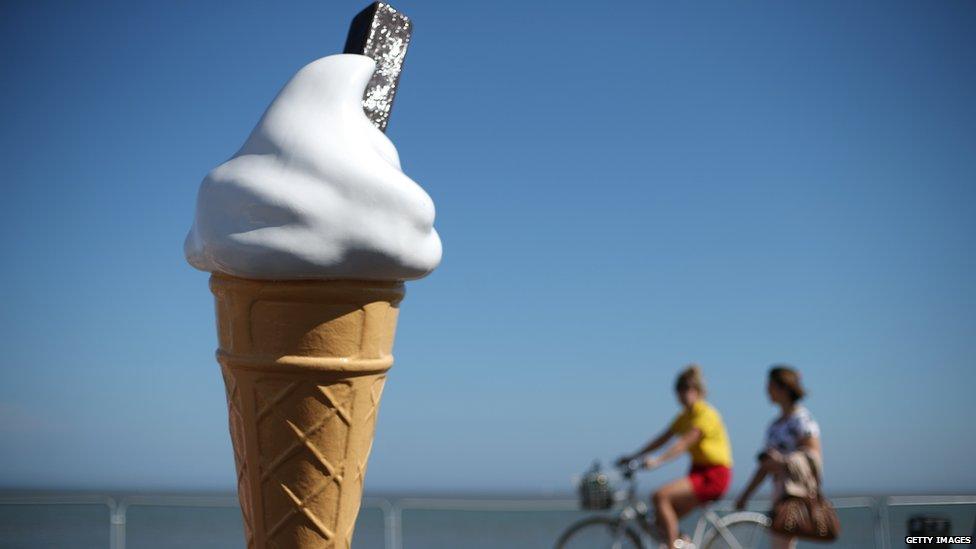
left=344, top=2, right=412, bottom=132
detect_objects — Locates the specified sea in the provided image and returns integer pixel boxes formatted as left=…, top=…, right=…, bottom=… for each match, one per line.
left=0, top=493, right=973, bottom=548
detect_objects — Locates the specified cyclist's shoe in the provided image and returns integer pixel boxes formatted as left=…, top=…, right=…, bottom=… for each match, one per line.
left=672, top=536, right=696, bottom=549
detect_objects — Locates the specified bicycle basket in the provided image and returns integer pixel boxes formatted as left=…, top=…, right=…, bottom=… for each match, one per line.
left=578, top=465, right=614, bottom=510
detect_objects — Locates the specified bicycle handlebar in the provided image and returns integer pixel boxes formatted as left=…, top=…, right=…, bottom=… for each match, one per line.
left=618, top=458, right=644, bottom=478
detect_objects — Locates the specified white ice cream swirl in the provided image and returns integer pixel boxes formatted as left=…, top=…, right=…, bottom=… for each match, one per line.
left=185, top=54, right=441, bottom=280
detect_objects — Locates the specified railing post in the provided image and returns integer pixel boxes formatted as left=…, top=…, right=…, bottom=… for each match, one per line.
left=391, top=501, right=402, bottom=549
left=361, top=497, right=394, bottom=549
left=384, top=501, right=395, bottom=549
left=109, top=501, right=127, bottom=549
left=878, top=497, right=891, bottom=549
left=867, top=497, right=879, bottom=549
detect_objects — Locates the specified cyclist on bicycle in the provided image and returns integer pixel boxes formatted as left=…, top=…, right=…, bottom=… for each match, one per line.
left=617, top=365, right=733, bottom=548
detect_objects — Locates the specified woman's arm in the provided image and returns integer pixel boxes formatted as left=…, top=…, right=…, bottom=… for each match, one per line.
left=644, top=428, right=701, bottom=469
left=735, top=466, right=768, bottom=510
left=619, top=429, right=673, bottom=464
left=761, top=435, right=821, bottom=477
left=798, top=435, right=821, bottom=457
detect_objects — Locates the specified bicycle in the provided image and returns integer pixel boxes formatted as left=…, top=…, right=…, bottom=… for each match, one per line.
left=555, top=460, right=770, bottom=549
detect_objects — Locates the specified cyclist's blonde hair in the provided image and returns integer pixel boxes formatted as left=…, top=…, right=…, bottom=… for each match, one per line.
left=675, top=364, right=706, bottom=397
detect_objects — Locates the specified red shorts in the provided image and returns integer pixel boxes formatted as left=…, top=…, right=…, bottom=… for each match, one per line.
left=688, top=465, right=731, bottom=502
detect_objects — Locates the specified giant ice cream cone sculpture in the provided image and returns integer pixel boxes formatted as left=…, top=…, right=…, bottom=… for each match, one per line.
left=184, top=7, right=440, bottom=547
left=213, top=276, right=404, bottom=548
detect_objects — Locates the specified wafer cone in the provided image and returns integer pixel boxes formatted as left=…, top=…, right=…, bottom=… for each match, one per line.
left=210, top=273, right=404, bottom=549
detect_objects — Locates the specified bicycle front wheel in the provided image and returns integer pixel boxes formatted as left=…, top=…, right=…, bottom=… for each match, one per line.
left=555, top=516, right=644, bottom=549
left=699, top=511, right=771, bottom=549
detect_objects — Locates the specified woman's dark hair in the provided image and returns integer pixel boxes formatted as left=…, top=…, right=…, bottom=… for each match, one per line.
left=768, top=365, right=806, bottom=403
left=675, top=364, right=706, bottom=397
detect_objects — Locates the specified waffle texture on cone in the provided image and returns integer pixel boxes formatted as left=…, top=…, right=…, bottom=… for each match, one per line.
left=211, top=274, right=404, bottom=549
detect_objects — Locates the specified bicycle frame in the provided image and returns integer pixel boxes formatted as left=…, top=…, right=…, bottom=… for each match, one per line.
left=692, top=508, right=749, bottom=549
left=611, top=468, right=749, bottom=549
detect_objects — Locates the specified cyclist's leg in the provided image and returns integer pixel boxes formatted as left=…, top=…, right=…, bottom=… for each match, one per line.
left=652, top=477, right=699, bottom=546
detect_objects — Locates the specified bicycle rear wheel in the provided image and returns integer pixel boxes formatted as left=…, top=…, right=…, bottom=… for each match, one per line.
left=555, top=516, right=644, bottom=549
left=699, top=511, right=771, bottom=549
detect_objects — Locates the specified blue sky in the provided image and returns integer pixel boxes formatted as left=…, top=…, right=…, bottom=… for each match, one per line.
left=0, top=0, right=974, bottom=495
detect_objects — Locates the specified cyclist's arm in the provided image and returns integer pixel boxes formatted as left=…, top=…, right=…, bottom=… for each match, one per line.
left=645, top=428, right=701, bottom=469
left=641, top=429, right=674, bottom=455
left=620, top=429, right=673, bottom=464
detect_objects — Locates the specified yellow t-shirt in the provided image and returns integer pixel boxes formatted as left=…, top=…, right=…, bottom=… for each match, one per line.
left=669, top=400, right=733, bottom=467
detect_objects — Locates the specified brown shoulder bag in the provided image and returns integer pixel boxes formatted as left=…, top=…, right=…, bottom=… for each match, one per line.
left=770, top=453, right=841, bottom=541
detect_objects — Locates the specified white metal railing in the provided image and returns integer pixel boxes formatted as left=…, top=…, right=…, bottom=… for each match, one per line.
left=0, top=493, right=973, bottom=548
left=113, top=494, right=240, bottom=549
left=0, top=494, right=119, bottom=548
left=879, top=495, right=976, bottom=549
left=113, top=495, right=391, bottom=549
left=389, top=497, right=578, bottom=549
left=387, top=496, right=885, bottom=549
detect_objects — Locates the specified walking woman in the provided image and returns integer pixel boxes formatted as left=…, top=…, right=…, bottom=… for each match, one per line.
left=735, top=365, right=823, bottom=549
left=617, top=365, right=733, bottom=549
